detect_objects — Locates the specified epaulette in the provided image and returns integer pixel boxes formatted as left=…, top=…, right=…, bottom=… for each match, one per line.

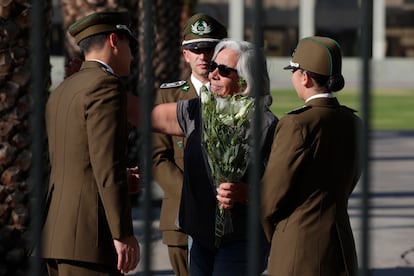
left=286, top=105, right=312, bottom=114
left=160, top=80, right=187, bottom=89
left=341, top=105, right=358, bottom=113
left=101, top=65, right=115, bottom=76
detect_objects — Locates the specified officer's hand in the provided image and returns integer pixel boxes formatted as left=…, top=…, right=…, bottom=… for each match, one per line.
left=64, top=57, right=82, bottom=78
left=127, top=166, right=140, bottom=194
left=113, top=235, right=140, bottom=274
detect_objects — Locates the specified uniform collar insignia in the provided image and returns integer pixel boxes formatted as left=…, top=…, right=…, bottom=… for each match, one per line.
left=191, top=19, right=212, bottom=36
left=182, top=84, right=190, bottom=92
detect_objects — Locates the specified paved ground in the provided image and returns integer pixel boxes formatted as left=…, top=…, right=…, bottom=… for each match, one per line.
left=128, top=131, right=414, bottom=275
left=350, top=131, right=414, bottom=275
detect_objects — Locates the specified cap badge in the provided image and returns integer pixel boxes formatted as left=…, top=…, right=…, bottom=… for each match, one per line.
left=290, top=60, right=299, bottom=68
left=191, top=19, right=212, bottom=36
left=116, top=24, right=132, bottom=35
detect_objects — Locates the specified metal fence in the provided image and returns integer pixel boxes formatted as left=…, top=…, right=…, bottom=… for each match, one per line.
left=29, top=1, right=47, bottom=275
left=29, top=0, right=373, bottom=275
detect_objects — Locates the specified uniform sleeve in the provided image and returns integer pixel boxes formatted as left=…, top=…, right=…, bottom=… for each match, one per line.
left=176, top=98, right=198, bottom=138
left=85, top=75, right=133, bottom=239
left=152, top=90, right=184, bottom=197
left=261, top=116, right=308, bottom=240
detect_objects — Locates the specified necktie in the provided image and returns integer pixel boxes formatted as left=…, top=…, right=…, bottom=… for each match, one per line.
left=200, top=85, right=208, bottom=95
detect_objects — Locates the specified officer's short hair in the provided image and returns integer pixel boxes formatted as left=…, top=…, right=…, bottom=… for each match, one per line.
left=78, top=33, right=107, bottom=53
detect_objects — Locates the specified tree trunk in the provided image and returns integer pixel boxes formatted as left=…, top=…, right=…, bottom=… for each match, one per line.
left=0, top=0, right=51, bottom=274
left=126, top=0, right=185, bottom=172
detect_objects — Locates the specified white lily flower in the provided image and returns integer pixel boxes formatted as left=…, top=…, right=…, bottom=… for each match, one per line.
left=219, top=114, right=234, bottom=126
left=215, top=97, right=229, bottom=113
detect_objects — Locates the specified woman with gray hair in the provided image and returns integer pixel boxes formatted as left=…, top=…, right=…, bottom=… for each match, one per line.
left=129, top=39, right=277, bottom=275
left=209, top=40, right=272, bottom=101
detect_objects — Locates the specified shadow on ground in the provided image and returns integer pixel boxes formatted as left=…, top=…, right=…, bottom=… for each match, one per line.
left=131, top=267, right=414, bottom=276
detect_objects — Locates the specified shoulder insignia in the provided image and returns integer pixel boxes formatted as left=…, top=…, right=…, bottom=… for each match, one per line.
left=286, top=105, right=312, bottom=114
left=341, top=105, right=358, bottom=113
left=101, top=66, right=114, bottom=75
left=160, top=80, right=187, bottom=89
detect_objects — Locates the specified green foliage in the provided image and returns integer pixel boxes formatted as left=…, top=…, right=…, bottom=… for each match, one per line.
left=270, top=89, right=414, bottom=130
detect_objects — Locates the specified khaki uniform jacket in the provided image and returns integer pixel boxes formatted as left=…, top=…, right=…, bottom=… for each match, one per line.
left=42, top=61, right=133, bottom=268
left=152, top=79, right=198, bottom=245
left=262, top=97, right=361, bottom=276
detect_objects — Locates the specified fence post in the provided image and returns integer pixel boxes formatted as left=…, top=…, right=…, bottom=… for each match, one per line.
left=359, top=0, right=373, bottom=275
left=140, top=0, right=154, bottom=274
left=29, top=0, right=47, bottom=275
left=248, top=1, right=264, bottom=275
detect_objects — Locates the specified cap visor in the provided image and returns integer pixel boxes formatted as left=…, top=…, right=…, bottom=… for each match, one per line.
left=283, top=65, right=296, bottom=70
left=183, top=41, right=217, bottom=50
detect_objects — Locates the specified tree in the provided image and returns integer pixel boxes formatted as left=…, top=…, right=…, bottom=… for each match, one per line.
left=0, top=0, right=51, bottom=274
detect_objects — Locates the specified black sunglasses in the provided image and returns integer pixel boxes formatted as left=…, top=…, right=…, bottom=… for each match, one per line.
left=208, top=61, right=238, bottom=77
left=188, top=48, right=214, bottom=55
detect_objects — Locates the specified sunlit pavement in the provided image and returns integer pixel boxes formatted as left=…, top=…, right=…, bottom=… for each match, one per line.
left=350, top=131, right=414, bottom=275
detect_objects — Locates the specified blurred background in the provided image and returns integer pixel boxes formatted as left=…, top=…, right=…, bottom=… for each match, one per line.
left=49, top=0, right=414, bottom=90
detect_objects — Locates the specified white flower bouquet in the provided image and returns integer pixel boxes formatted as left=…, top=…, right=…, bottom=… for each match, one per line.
left=200, top=87, right=255, bottom=247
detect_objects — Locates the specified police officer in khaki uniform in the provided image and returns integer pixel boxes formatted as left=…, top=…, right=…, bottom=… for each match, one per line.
left=262, top=36, right=362, bottom=276
left=152, top=13, right=227, bottom=276
left=42, top=11, right=139, bottom=276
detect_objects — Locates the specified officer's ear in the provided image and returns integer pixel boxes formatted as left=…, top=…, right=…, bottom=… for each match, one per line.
left=182, top=48, right=191, bottom=63
left=302, top=71, right=313, bottom=88
left=108, top=33, right=118, bottom=49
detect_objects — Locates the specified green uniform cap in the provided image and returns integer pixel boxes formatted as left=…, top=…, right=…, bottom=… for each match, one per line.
left=68, top=11, right=136, bottom=45
left=182, top=13, right=227, bottom=50
left=284, top=36, right=343, bottom=76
